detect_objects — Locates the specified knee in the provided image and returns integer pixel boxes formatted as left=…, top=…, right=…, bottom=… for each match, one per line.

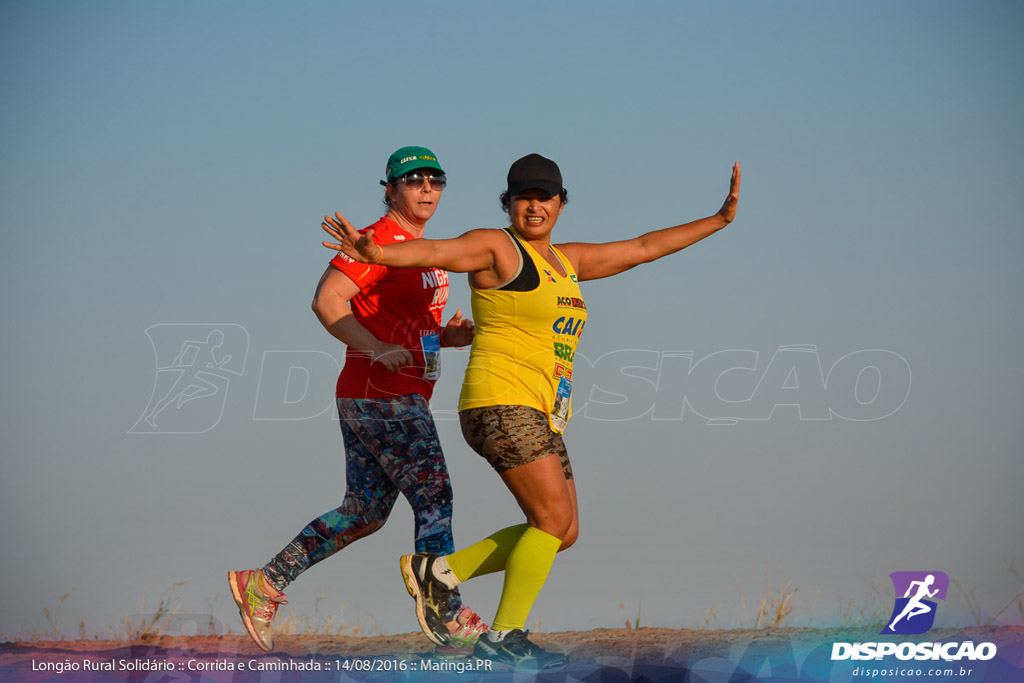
left=339, top=492, right=394, bottom=527
left=526, top=501, right=574, bottom=541
left=559, top=526, right=578, bottom=551
left=409, top=478, right=453, bottom=516
left=434, top=478, right=454, bottom=505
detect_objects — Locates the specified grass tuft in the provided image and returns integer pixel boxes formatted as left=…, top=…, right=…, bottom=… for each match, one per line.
left=10, top=560, right=1023, bottom=642
left=699, top=602, right=723, bottom=629
left=122, top=581, right=188, bottom=640
left=618, top=603, right=643, bottom=630
left=754, top=577, right=798, bottom=629
left=273, top=591, right=382, bottom=638
left=952, top=558, right=1024, bottom=627
left=42, top=593, right=69, bottom=640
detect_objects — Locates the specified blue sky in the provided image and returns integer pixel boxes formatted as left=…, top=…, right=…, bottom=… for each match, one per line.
left=1, top=1, right=1022, bottom=638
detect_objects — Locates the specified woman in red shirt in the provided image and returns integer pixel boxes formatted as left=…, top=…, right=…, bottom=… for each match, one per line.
left=228, top=147, right=485, bottom=656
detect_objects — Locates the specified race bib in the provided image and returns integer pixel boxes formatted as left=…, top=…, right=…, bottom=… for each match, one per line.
left=550, top=376, right=572, bottom=434
left=420, top=333, right=441, bottom=380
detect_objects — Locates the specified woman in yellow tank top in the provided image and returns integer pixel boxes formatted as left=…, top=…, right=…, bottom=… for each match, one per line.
left=323, top=154, right=741, bottom=670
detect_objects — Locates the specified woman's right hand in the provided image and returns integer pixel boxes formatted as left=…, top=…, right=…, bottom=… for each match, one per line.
left=322, top=211, right=383, bottom=263
left=369, top=341, right=414, bottom=372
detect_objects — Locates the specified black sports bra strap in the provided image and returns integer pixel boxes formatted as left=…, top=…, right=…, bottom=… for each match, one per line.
left=497, top=228, right=541, bottom=292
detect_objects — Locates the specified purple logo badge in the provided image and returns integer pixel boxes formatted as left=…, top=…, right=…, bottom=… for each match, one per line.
left=881, top=571, right=949, bottom=635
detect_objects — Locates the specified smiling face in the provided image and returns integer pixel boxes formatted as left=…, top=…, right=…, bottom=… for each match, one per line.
left=509, top=188, right=565, bottom=240
left=386, top=168, right=444, bottom=226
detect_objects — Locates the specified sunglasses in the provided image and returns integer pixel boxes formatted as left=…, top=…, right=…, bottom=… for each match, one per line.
left=394, top=172, right=447, bottom=191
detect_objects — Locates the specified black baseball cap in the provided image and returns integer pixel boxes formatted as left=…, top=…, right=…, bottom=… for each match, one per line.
left=506, top=153, right=562, bottom=197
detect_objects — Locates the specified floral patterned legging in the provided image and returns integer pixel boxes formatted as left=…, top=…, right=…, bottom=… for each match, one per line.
left=261, top=394, right=462, bottom=614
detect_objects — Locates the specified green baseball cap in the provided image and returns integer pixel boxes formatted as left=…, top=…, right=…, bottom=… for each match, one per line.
left=382, top=146, right=445, bottom=184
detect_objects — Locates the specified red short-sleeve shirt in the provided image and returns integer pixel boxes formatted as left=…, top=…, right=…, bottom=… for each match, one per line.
left=329, top=216, right=450, bottom=400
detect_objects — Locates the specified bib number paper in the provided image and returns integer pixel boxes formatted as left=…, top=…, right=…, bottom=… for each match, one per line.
left=420, top=333, right=441, bottom=380
left=550, top=376, right=572, bottom=433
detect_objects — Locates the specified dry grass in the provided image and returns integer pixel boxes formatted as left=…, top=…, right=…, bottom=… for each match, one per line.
left=952, top=558, right=1024, bottom=627
left=3, top=583, right=382, bottom=643
left=273, top=590, right=382, bottom=638
left=726, top=571, right=802, bottom=629
left=754, top=577, right=798, bottom=628
left=41, top=593, right=69, bottom=640
left=121, top=581, right=189, bottom=640
left=698, top=572, right=889, bottom=630
left=699, top=602, right=724, bottom=629
left=835, top=573, right=890, bottom=629
left=7, top=562, right=1022, bottom=642
left=837, top=598, right=889, bottom=629
left=618, top=603, right=643, bottom=630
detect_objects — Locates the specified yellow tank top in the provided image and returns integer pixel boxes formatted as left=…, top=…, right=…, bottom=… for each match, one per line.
left=458, top=227, right=588, bottom=433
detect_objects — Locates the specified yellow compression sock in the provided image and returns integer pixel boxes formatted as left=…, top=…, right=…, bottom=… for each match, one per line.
left=491, top=526, right=563, bottom=632
left=447, top=524, right=528, bottom=582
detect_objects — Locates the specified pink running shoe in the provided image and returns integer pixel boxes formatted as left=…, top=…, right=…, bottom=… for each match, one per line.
left=434, top=607, right=490, bottom=658
left=228, top=569, right=287, bottom=651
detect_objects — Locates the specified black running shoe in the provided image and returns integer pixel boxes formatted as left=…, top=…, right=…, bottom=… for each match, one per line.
left=472, top=629, right=568, bottom=670
left=399, top=553, right=452, bottom=646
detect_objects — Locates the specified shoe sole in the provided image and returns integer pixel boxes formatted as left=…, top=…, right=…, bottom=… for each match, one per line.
left=399, top=555, right=449, bottom=647
left=227, top=571, right=272, bottom=652
left=473, top=640, right=568, bottom=670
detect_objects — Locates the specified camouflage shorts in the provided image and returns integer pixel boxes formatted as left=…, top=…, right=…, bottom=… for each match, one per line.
left=459, top=405, right=573, bottom=479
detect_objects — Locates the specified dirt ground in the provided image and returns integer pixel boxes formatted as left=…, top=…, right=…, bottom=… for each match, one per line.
left=2, top=626, right=1022, bottom=681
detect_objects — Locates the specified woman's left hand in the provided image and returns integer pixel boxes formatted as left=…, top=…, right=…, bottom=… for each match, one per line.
left=442, top=309, right=475, bottom=347
left=716, top=162, right=741, bottom=224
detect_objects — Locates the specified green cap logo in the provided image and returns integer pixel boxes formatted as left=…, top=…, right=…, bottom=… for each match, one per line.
left=384, top=146, right=445, bottom=182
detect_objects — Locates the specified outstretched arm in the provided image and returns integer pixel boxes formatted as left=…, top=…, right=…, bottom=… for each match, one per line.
left=558, top=163, right=741, bottom=282
left=321, top=212, right=504, bottom=275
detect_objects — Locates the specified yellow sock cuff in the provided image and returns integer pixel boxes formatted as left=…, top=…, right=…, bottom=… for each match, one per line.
left=519, top=526, right=563, bottom=552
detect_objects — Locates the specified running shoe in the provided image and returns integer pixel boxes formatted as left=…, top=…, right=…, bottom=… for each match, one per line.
left=472, top=629, right=568, bottom=670
left=399, top=553, right=453, bottom=646
left=433, top=606, right=489, bottom=658
left=228, top=569, right=287, bottom=652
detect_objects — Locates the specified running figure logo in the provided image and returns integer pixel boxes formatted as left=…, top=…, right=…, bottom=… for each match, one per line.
left=130, top=324, right=250, bottom=434
left=881, top=571, right=949, bottom=635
